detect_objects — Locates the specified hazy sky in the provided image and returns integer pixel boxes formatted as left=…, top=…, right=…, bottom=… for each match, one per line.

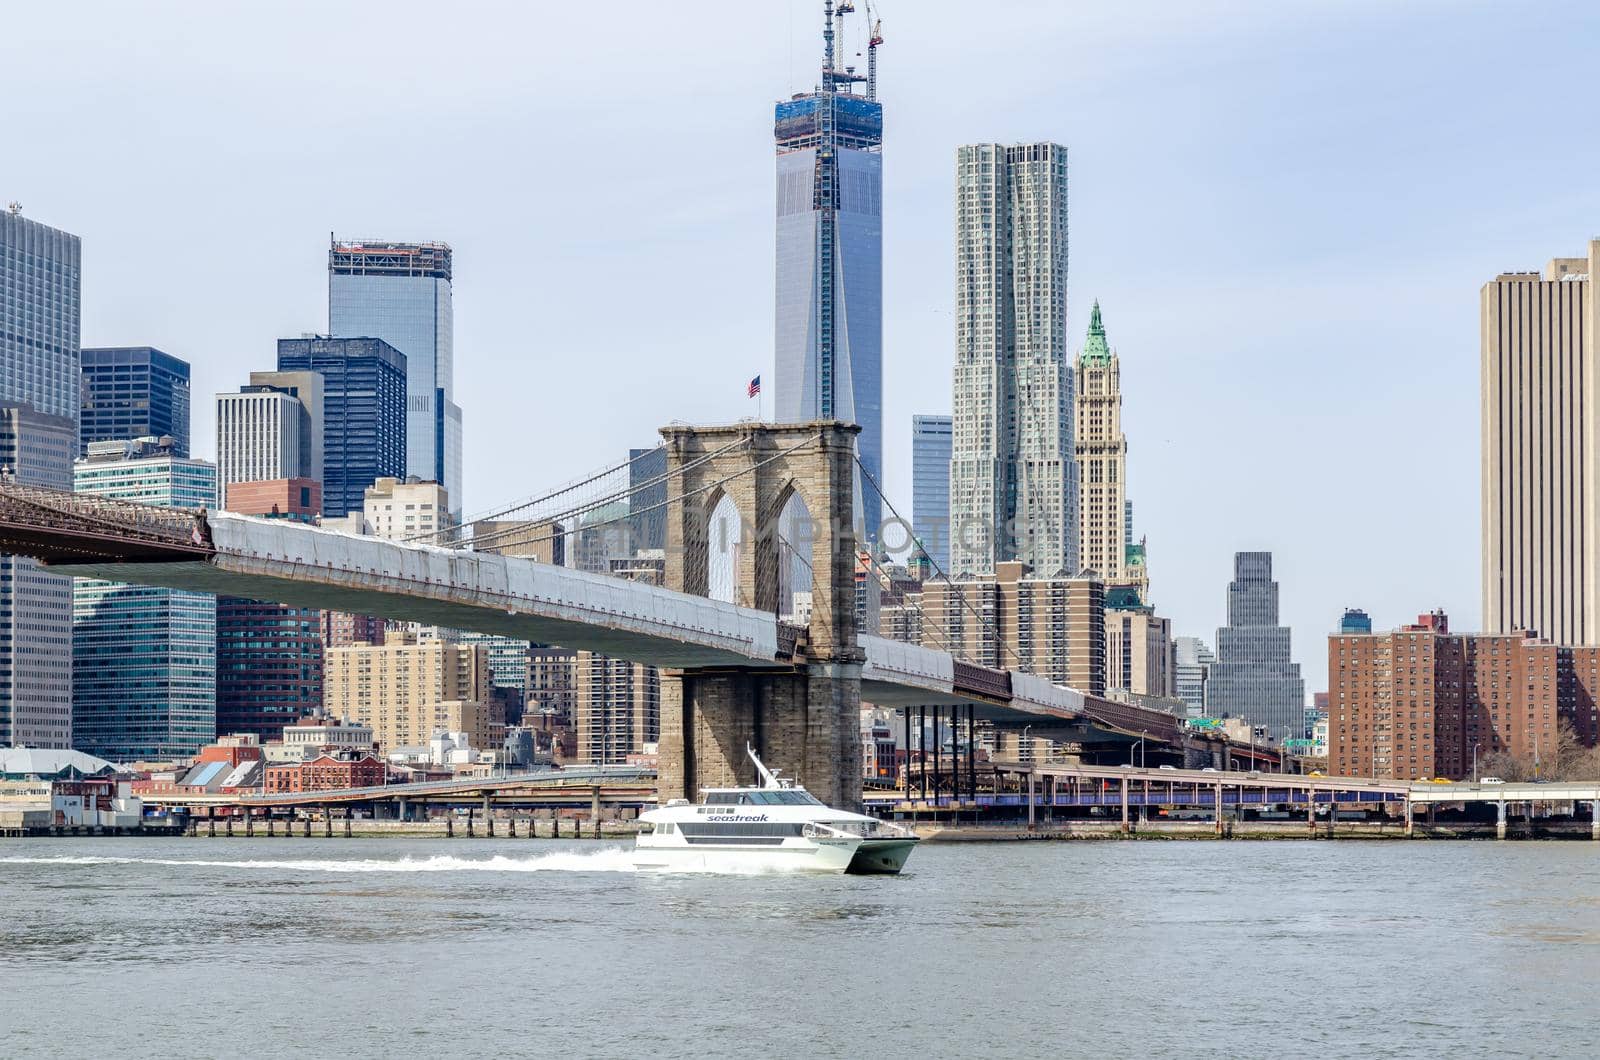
left=6, top=0, right=1600, bottom=695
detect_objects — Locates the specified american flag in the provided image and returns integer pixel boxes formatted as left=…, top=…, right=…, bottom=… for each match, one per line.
left=748, top=375, right=761, bottom=398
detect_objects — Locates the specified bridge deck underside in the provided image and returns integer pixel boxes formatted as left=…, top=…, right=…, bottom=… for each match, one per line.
left=0, top=523, right=212, bottom=566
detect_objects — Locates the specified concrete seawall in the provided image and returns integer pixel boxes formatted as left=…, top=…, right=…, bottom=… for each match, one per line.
left=915, top=821, right=1600, bottom=841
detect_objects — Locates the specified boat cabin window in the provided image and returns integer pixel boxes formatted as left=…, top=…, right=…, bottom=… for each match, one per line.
left=750, top=790, right=823, bottom=806
left=702, top=789, right=822, bottom=807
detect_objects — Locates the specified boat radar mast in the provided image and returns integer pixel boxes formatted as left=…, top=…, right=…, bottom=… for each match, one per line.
left=747, top=744, right=788, bottom=789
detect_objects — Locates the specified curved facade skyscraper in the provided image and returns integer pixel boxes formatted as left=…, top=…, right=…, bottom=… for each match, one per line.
left=774, top=1, right=883, bottom=539
left=949, top=141, right=1074, bottom=578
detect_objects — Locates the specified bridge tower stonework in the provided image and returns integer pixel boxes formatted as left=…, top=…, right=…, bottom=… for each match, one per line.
left=656, top=421, right=864, bottom=809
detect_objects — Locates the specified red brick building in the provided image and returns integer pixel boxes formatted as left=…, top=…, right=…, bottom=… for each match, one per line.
left=321, top=610, right=386, bottom=648
left=264, top=752, right=385, bottom=794
left=1329, top=611, right=1600, bottom=780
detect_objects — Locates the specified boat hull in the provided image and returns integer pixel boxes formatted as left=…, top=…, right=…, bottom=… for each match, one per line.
left=846, top=837, right=919, bottom=875
left=632, top=837, right=861, bottom=874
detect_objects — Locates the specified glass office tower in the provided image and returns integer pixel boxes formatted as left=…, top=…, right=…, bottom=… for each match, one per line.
left=73, top=439, right=217, bottom=762
left=275, top=336, right=407, bottom=519
left=911, top=415, right=952, bottom=572
left=328, top=239, right=460, bottom=521
left=80, top=346, right=192, bottom=456
left=0, top=207, right=80, bottom=748
left=774, top=3, right=883, bottom=538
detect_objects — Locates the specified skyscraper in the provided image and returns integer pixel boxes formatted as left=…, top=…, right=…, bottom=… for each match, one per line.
left=73, top=438, right=217, bottom=761
left=328, top=239, right=460, bottom=522
left=80, top=347, right=192, bottom=457
left=215, top=372, right=322, bottom=510
left=911, top=414, right=952, bottom=571
left=1075, top=302, right=1138, bottom=592
left=0, top=207, right=80, bottom=749
left=949, top=141, right=1075, bottom=578
left=774, top=2, right=883, bottom=538
left=1205, top=552, right=1306, bottom=738
left=1173, top=636, right=1215, bottom=716
left=1481, top=241, right=1600, bottom=646
left=275, top=336, right=407, bottom=518
left=0, top=405, right=76, bottom=748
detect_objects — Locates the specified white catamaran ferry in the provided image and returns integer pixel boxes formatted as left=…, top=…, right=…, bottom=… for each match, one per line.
left=634, top=746, right=919, bottom=875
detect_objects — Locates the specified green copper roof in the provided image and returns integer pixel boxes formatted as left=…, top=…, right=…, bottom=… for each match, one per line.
left=1080, top=300, right=1112, bottom=367
left=1104, top=584, right=1146, bottom=611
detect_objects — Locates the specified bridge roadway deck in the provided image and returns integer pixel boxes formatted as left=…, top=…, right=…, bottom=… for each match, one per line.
left=141, top=767, right=657, bottom=810
left=0, top=485, right=1199, bottom=746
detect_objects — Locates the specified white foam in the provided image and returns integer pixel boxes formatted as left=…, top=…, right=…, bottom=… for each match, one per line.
left=0, top=849, right=643, bottom=874
left=0, top=847, right=804, bottom=876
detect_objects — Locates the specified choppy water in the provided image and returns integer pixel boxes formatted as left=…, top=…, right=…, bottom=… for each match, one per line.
left=2, top=837, right=1598, bottom=1058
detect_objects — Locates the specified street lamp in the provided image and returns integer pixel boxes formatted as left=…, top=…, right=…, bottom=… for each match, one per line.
left=1472, top=742, right=1480, bottom=783
left=1022, top=724, right=1032, bottom=764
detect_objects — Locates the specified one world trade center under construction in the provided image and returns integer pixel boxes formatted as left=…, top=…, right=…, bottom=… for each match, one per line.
left=773, top=1, right=884, bottom=540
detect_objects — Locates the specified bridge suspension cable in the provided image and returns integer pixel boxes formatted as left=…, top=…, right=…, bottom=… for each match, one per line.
left=853, top=454, right=1023, bottom=671
left=422, top=448, right=658, bottom=543
left=405, top=438, right=749, bottom=549
left=466, top=438, right=818, bottom=608
left=458, top=436, right=757, bottom=556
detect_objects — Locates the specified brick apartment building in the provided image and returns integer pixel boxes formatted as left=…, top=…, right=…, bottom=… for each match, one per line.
left=1329, top=610, right=1600, bottom=780
left=885, top=561, right=1107, bottom=695
left=264, top=751, right=385, bottom=793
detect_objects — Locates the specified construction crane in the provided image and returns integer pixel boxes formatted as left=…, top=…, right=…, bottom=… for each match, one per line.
left=866, top=4, right=883, bottom=101
left=823, top=0, right=868, bottom=93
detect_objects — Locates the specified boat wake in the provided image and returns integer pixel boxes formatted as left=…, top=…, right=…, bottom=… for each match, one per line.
left=0, top=848, right=800, bottom=876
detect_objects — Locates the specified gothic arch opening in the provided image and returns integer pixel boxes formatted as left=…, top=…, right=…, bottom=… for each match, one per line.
left=706, top=491, right=742, bottom=604
left=775, top=487, right=815, bottom=622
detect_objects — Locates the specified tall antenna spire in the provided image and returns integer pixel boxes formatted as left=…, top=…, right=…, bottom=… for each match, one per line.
left=823, top=0, right=836, bottom=89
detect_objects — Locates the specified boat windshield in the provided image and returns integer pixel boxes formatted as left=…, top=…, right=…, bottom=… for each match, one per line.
left=702, top=789, right=823, bottom=807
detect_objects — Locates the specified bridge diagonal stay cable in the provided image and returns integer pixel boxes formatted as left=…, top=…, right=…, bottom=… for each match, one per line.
left=464, top=436, right=753, bottom=554
left=852, top=454, right=1023, bottom=670
left=414, top=447, right=660, bottom=545
left=413, top=437, right=749, bottom=549
left=854, top=546, right=958, bottom=654
left=470, top=437, right=817, bottom=556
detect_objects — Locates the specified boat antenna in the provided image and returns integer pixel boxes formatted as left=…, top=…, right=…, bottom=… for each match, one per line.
left=747, top=743, right=783, bottom=789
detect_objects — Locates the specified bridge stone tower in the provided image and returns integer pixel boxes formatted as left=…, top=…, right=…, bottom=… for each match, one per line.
left=656, top=421, right=864, bottom=809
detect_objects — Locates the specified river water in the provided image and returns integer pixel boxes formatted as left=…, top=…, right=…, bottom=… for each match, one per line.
left=2, top=837, right=1597, bottom=1058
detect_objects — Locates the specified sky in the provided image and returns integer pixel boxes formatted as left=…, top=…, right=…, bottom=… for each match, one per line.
left=6, top=0, right=1600, bottom=696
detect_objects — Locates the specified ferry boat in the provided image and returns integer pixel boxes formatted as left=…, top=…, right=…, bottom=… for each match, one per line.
left=633, top=746, right=919, bottom=875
